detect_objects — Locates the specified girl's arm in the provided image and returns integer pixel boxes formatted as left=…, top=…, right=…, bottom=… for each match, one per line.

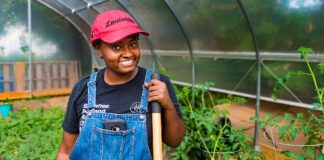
left=144, top=80, right=186, bottom=147
left=56, top=131, right=78, bottom=160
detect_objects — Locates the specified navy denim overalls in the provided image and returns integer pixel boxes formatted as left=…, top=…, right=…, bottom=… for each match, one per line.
left=70, top=69, right=153, bottom=160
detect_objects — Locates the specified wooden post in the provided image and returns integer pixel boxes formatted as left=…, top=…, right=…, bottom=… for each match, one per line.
left=3, top=64, right=10, bottom=92
left=60, top=63, right=67, bottom=88
left=68, top=61, right=76, bottom=88
left=27, top=64, right=31, bottom=90
left=14, top=62, right=26, bottom=91
left=36, top=63, right=43, bottom=90
left=52, top=63, right=59, bottom=88
left=77, top=61, right=81, bottom=80
left=45, top=62, right=51, bottom=89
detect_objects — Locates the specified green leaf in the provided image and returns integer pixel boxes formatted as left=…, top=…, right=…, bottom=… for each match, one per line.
left=318, top=63, right=324, bottom=74
left=281, top=150, right=298, bottom=158
left=265, top=114, right=271, bottom=120
left=271, top=93, right=277, bottom=101
left=229, top=135, right=234, bottom=143
left=296, top=155, right=307, bottom=160
left=260, top=123, right=266, bottom=129
left=248, top=135, right=254, bottom=141
left=296, top=113, right=303, bottom=118
left=298, top=46, right=314, bottom=59
left=250, top=116, right=258, bottom=121
left=308, top=116, right=315, bottom=121
left=291, top=128, right=297, bottom=140
left=284, top=74, right=290, bottom=80
left=285, top=113, right=292, bottom=120
left=278, top=127, right=286, bottom=137
left=306, top=147, right=315, bottom=158
left=272, top=116, right=281, bottom=122
left=303, top=128, right=309, bottom=136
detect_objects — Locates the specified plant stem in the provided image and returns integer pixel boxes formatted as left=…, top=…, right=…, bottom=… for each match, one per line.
left=294, top=72, right=312, bottom=76
left=212, top=105, right=229, bottom=159
left=185, top=97, right=214, bottom=159
left=208, top=91, right=216, bottom=106
left=305, top=55, right=323, bottom=115
left=202, top=92, right=205, bottom=108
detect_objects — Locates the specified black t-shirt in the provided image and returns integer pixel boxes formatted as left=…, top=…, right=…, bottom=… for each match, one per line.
left=62, top=66, right=182, bottom=156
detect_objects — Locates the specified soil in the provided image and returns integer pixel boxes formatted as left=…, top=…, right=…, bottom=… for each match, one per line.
left=3, top=96, right=69, bottom=112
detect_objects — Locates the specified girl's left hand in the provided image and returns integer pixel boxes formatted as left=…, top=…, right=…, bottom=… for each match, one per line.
left=144, top=79, right=173, bottom=111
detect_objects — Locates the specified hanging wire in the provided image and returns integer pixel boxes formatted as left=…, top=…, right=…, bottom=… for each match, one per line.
left=264, top=127, right=324, bottom=147
left=269, top=127, right=278, bottom=160
left=233, top=61, right=257, bottom=91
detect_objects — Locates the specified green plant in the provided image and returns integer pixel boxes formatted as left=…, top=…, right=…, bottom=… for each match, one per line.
left=0, top=106, right=65, bottom=159
left=0, top=98, right=13, bottom=104
left=0, top=95, right=52, bottom=103
left=166, top=82, right=263, bottom=160
left=253, top=47, right=324, bottom=159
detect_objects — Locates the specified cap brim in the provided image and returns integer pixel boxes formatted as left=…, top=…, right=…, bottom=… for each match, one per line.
left=100, top=27, right=149, bottom=44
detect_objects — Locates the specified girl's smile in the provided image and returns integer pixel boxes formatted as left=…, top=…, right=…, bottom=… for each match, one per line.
left=95, top=35, right=141, bottom=84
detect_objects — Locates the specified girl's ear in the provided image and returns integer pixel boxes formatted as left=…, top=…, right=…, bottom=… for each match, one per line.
left=95, top=46, right=103, bottom=59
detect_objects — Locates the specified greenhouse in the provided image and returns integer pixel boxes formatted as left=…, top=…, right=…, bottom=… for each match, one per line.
left=0, top=0, right=323, bottom=159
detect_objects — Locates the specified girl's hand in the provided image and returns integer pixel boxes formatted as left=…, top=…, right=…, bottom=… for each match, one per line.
left=144, top=79, right=173, bottom=111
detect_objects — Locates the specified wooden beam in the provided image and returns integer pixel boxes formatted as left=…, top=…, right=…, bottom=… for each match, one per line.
left=3, top=64, right=10, bottom=92
left=0, top=88, right=72, bottom=100
left=52, top=63, right=59, bottom=88
left=45, top=62, right=51, bottom=89
left=14, top=62, right=26, bottom=91
left=36, top=63, right=43, bottom=90
left=60, top=63, right=67, bottom=88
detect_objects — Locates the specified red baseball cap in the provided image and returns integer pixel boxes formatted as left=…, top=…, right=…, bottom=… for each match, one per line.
left=90, top=10, right=149, bottom=45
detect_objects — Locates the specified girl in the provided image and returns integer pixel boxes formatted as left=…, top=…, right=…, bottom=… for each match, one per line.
left=56, top=10, right=185, bottom=160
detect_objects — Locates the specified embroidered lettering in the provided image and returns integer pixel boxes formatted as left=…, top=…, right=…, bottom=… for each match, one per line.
left=106, top=17, right=135, bottom=27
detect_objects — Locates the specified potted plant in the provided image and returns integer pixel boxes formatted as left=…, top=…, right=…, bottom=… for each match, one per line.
left=166, top=82, right=263, bottom=160
left=252, top=47, right=324, bottom=159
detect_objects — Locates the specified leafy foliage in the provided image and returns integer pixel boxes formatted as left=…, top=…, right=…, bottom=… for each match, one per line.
left=0, top=106, right=65, bottom=159
left=258, top=47, right=324, bottom=159
left=166, top=82, right=263, bottom=160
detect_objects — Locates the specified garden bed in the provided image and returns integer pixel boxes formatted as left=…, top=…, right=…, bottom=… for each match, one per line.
left=217, top=98, right=322, bottom=159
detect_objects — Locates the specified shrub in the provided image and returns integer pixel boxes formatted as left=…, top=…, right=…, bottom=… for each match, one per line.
left=0, top=106, right=65, bottom=159
left=166, top=82, right=263, bottom=160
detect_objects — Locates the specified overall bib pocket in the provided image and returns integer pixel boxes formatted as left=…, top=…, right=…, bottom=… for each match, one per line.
left=90, top=126, right=135, bottom=160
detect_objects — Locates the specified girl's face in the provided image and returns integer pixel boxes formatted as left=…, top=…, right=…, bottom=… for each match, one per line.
left=96, top=36, right=141, bottom=76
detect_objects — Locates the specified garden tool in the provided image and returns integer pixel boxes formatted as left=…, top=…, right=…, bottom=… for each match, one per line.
left=151, top=72, right=163, bottom=160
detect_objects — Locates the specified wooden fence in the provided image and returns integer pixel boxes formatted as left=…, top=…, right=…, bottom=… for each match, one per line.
left=0, top=61, right=80, bottom=93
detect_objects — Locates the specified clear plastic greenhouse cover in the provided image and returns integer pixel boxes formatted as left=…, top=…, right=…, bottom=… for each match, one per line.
left=0, top=0, right=323, bottom=107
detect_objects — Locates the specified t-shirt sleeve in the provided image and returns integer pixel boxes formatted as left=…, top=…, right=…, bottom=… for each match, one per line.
left=62, top=80, right=84, bottom=134
left=161, top=75, right=183, bottom=119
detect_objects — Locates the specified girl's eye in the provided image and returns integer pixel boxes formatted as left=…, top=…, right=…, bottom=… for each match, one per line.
left=130, top=42, right=137, bottom=48
left=112, top=45, right=121, bottom=50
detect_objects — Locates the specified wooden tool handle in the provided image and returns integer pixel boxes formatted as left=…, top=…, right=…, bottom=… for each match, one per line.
left=151, top=72, right=163, bottom=160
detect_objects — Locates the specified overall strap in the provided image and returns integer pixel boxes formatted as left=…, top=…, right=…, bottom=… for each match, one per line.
left=140, top=69, right=153, bottom=111
left=87, top=72, right=98, bottom=109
